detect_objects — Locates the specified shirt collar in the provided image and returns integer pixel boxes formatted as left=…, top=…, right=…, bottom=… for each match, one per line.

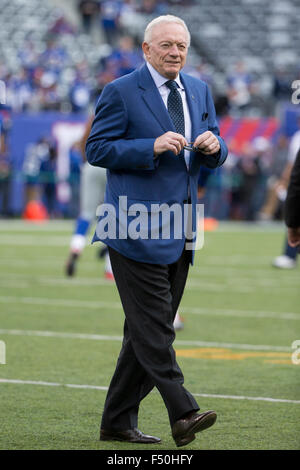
left=146, top=61, right=184, bottom=90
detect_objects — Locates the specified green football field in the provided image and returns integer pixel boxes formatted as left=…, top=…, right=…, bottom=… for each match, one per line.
left=0, top=220, right=299, bottom=450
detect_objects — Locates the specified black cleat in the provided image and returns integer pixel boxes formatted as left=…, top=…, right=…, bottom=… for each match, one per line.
left=65, top=253, right=79, bottom=277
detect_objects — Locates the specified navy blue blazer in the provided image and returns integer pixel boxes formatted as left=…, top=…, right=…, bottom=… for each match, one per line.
left=86, top=64, right=228, bottom=264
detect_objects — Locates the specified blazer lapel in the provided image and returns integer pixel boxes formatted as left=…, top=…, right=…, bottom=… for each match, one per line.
left=181, top=74, right=198, bottom=141
left=138, top=64, right=175, bottom=133
left=180, top=73, right=201, bottom=170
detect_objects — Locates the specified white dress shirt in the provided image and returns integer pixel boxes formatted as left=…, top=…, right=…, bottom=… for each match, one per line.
left=146, top=61, right=192, bottom=169
left=287, top=129, right=300, bottom=164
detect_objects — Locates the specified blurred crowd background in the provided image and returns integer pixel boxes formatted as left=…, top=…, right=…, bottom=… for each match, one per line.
left=0, top=0, right=299, bottom=221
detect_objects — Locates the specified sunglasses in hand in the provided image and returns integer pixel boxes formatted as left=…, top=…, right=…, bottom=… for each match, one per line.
left=183, top=142, right=200, bottom=152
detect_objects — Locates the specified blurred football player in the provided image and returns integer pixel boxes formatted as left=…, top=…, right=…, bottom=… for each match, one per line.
left=65, top=116, right=113, bottom=279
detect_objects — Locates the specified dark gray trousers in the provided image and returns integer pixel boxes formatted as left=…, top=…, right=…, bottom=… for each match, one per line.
left=100, top=246, right=199, bottom=431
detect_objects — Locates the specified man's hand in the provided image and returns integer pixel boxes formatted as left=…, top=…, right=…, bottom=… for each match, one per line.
left=154, top=131, right=187, bottom=156
left=193, top=131, right=220, bottom=155
left=287, top=227, right=300, bottom=247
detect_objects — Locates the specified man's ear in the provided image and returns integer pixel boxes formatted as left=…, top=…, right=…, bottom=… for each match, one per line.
left=142, top=42, right=150, bottom=60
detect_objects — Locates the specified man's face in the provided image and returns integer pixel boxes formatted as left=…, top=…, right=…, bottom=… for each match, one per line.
left=142, top=22, right=189, bottom=79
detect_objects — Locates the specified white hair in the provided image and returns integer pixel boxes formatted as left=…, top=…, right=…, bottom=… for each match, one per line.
left=144, top=15, right=191, bottom=47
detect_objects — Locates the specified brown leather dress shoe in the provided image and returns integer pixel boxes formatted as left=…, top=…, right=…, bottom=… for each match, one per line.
left=100, top=427, right=161, bottom=444
left=172, top=410, right=217, bottom=447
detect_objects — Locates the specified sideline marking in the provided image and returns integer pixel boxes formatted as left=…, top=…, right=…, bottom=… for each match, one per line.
left=0, top=378, right=299, bottom=404
left=1, top=295, right=299, bottom=321
left=0, top=328, right=292, bottom=352
left=175, top=347, right=292, bottom=364
left=1, top=272, right=299, bottom=293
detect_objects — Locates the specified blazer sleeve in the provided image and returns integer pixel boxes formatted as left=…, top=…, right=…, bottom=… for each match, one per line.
left=197, top=84, right=228, bottom=169
left=85, top=83, right=157, bottom=171
left=284, top=148, right=300, bottom=228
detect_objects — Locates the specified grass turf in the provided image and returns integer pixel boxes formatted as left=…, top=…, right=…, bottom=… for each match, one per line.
left=0, top=220, right=299, bottom=450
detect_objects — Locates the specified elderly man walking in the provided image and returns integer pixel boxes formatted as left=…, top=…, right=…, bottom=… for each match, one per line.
left=86, top=15, right=228, bottom=447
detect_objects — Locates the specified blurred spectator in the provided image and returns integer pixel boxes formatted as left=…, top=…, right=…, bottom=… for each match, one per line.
left=168, top=0, right=195, bottom=5
left=0, top=154, right=10, bottom=217
left=230, top=138, right=271, bottom=221
left=36, top=72, right=61, bottom=111
left=248, top=137, right=272, bottom=219
left=48, top=15, right=76, bottom=36
left=226, top=61, right=255, bottom=115
left=102, top=35, right=143, bottom=78
left=39, top=139, right=58, bottom=217
left=270, top=134, right=290, bottom=180
left=23, top=137, right=54, bottom=204
left=77, top=0, right=100, bottom=34
left=4, top=37, right=73, bottom=112
left=0, top=110, right=11, bottom=216
left=94, top=66, right=118, bottom=98
left=70, top=78, right=91, bottom=112
left=17, top=40, right=38, bottom=72
left=5, top=68, right=33, bottom=112
left=259, top=134, right=289, bottom=221
left=100, top=0, right=123, bottom=46
left=214, top=94, right=230, bottom=118
left=198, top=166, right=224, bottom=220
left=39, top=38, right=68, bottom=75
left=185, top=62, right=214, bottom=89
left=272, top=68, right=292, bottom=102
left=138, top=0, right=167, bottom=14
left=224, top=151, right=244, bottom=220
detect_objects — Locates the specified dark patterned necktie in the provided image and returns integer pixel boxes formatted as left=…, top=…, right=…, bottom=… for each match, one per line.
left=165, top=80, right=185, bottom=137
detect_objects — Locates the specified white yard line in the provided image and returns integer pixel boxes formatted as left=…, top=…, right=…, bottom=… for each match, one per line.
left=0, top=220, right=284, bottom=232
left=0, top=278, right=256, bottom=293
left=1, top=273, right=299, bottom=293
left=1, top=295, right=299, bottom=321
left=0, top=295, right=121, bottom=310
left=0, top=235, right=70, bottom=246
left=192, top=265, right=300, bottom=276
left=0, top=220, right=73, bottom=231
left=180, top=306, right=300, bottom=321
left=0, top=378, right=298, bottom=404
left=0, top=223, right=285, bottom=247
left=0, top=328, right=292, bottom=352
left=1, top=257, right=299, bottom=278
left=0, top=329, right=123, bottom=343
